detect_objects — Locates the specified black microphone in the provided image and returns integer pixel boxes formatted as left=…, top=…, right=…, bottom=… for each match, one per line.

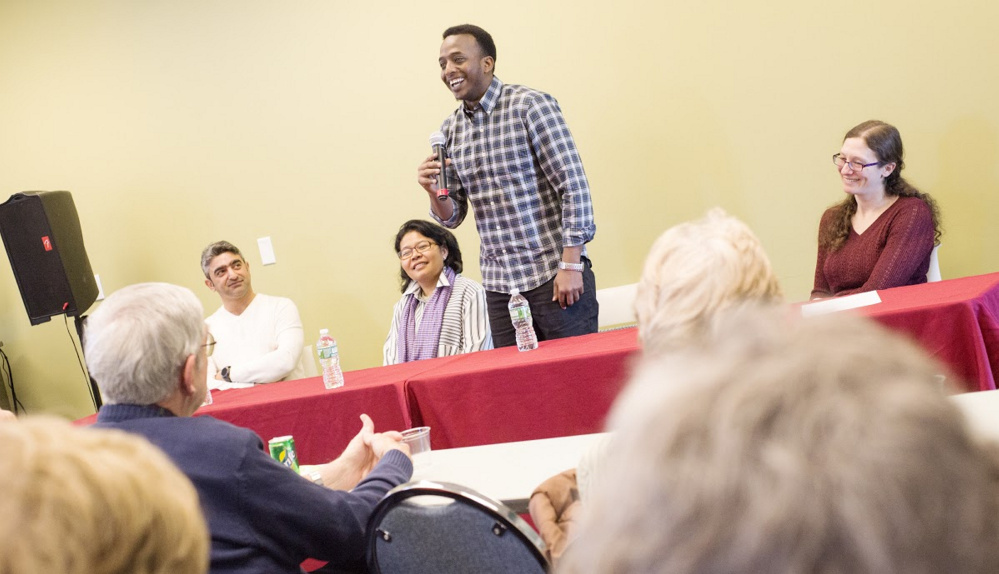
left=429, top=131, right=449, bottom=202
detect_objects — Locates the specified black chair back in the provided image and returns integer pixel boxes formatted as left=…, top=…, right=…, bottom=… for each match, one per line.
left=367, top=480, right=549, bottom=574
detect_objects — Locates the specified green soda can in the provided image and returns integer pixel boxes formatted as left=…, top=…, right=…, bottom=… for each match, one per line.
left=268, top=435, right=300, bottom=473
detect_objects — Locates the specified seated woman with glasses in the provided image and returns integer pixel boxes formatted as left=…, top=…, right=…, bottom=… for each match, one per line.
left=383, top=219, right=492, bottom=365
left=811, top=120, right=941, bottom=299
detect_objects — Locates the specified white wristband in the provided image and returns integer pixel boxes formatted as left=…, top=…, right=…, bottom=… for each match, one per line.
left=558, top=261, right=584, bottom=272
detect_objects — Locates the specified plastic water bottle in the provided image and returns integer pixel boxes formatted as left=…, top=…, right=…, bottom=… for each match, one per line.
left=508, top=289, right=539, bottom=352
left=316, top=329, right=344, bottom=389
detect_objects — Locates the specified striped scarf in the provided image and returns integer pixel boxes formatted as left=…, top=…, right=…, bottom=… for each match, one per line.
left=397, top=267, right=456, bottom=363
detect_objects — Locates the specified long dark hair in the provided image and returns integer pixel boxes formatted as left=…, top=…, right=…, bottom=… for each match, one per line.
left=821, top=120, right=941, bottom=250
left=393, top=220, right=463, bottom=293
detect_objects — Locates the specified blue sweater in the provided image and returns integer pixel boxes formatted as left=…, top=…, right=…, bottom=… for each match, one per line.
left=95, top=404, right=412, bottom=574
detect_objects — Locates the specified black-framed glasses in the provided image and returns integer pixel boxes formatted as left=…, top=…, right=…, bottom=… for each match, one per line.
left=832, top=153, right=880, bottom=171
left=202, top=332, right=216, bottom=357
left=398, top=240, right=438, bottom=260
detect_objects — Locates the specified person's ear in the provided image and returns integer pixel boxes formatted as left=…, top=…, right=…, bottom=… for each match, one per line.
left=482, top=56, right=494, bottom=75
left=881, top=162, right=896, bottom=179
left=205, top=278, right=216, bottom=291
left=180, top=354, right=198, bottom=397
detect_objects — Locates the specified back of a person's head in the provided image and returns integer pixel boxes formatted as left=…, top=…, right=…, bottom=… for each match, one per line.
left=634, top=208, right=781, bottom=355
left=84, top=282, right=204, bottom=405
left=560, top=306, right=999, bottom=574
left=0, top=417, right=209, bottom=574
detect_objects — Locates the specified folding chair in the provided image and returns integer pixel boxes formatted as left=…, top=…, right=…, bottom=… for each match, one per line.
left=367, top=480, right=549, bottom=574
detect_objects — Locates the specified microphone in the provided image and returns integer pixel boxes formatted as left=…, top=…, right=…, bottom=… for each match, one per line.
left=429, top=131, right=449, bottom=202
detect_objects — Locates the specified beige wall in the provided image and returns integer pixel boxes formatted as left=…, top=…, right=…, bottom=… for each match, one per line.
left=1, top=0, right=996, bottom=418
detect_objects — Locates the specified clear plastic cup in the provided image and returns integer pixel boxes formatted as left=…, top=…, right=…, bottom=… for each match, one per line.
left=400, top=426, right=432, bottom=469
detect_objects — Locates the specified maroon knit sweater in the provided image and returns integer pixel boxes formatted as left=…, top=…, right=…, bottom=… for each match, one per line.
left=811, top=196, right=935, bottom=298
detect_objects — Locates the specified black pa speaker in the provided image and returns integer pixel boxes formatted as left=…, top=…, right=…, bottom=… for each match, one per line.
left=0, top=191, right=98, bottom=325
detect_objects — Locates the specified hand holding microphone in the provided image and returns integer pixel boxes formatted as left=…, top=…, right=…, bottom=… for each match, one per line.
left=429, top=131, right=449, bottom=202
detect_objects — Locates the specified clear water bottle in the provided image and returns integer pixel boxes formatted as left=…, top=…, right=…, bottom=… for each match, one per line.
left=508, top=289, right=539, bottom=352
left=316, top=329, right=344, bottom=389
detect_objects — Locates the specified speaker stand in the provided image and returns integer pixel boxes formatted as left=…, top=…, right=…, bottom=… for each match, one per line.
left=74, top=315, right=103, bottom=410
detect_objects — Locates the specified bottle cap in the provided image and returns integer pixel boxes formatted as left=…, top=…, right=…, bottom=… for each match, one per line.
left=510, top=289, right=520, bottom=296
left=319, top=328, right=329, bottom=335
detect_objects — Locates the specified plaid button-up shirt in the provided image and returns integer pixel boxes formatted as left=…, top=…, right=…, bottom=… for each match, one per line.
left=432, top=76, right=596, bottom=293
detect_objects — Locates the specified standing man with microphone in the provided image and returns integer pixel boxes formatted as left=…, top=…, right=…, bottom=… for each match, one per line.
left=417, top=24, right=598, bottom=348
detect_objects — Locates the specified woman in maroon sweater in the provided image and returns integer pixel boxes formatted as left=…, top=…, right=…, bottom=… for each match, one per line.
left=811, top=120, right=941, bottom=299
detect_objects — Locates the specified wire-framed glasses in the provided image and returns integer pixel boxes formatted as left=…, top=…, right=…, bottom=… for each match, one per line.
left=832, top=153, right=880, bottom=171
left=398, top=240, right=438, bottom=260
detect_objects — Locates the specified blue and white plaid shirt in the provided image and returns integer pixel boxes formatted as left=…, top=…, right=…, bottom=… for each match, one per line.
left=432, top=76, right=596, bottom=293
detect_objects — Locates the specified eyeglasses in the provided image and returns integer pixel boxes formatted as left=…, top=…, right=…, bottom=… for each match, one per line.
left=832, top=153, right=880, bottom=171
left=202, top=332, right=216, bottom=357
left=398, top=240, right=438, bottom=260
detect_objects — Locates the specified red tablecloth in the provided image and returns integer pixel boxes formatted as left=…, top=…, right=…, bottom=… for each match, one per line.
left=406, top=327, right=640, bottom=449
left=859, top=272, right=999, bottom=392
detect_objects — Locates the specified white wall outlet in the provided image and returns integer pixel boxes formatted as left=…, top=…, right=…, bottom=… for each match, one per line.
left=95, top=274, right=105, bottom=301
left=258, top=236, right=276, bottom=265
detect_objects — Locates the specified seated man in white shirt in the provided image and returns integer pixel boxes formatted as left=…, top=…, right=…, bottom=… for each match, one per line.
left=201, top=240, right=305, bottom=390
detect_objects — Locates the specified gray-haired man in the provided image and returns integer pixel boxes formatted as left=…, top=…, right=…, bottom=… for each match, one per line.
left=90, top=282, right=412, bottom=574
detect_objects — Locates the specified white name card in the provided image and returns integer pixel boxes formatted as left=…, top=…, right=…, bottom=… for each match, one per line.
left=800, top=290, right=882, bottom=318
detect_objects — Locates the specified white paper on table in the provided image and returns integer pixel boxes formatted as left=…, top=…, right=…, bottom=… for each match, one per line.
left=800, top=290, right=882, bottom=318
left=208, top=379, right=253, bottom=391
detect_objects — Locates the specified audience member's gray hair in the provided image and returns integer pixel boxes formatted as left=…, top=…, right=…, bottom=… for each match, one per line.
left=200, top=240, right=242, bottom=278
left=634, top=208, right=781, bottom=356
left=560, top=306, right=999, bottom=574
left=84, top=283, right=204, bottom=405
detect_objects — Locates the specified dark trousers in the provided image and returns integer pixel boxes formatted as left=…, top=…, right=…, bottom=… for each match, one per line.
left=486, top=258, right=598, bottom=348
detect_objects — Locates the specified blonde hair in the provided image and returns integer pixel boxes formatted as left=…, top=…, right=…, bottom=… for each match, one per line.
left=634, top=208, right=781, bottom=355
left=561, top=307, right=999, bottom=574
left=0, top=417, right=209, bottom=574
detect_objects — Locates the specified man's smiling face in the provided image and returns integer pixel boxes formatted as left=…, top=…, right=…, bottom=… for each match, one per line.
left=439, top=33, right=494, bottom=106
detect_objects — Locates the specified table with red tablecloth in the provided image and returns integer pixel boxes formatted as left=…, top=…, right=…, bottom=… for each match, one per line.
left=198, top=327, right=639, bottom=455
left=856, top=272, right=999, bottom=392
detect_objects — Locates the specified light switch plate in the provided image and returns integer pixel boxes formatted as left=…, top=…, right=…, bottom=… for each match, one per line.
left=258, top=236, right=276, bottom=265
